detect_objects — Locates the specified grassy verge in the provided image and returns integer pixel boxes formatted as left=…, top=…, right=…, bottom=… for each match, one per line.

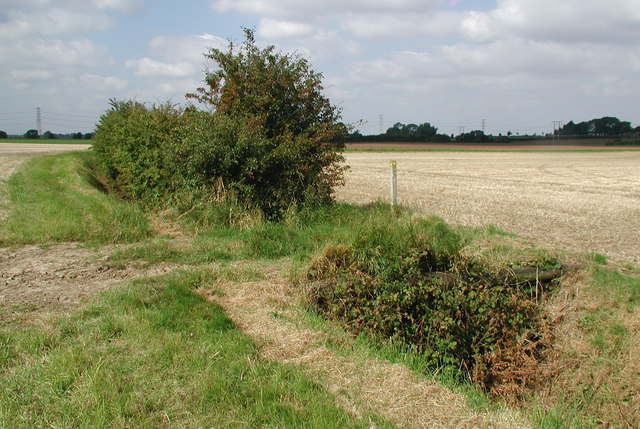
left=0, top=152, right=150, bottom=245
left=0, top=269, right=385, bottom=428
left=529, top=263, right=640, bottom=428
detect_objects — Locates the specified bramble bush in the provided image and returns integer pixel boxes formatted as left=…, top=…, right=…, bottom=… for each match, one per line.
left=306, top=216, right=562, bottom=397
left=93, top=29, right=346, bottom=219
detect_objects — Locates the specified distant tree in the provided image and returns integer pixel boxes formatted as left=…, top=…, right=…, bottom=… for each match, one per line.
left=560, top=117, right=632, bottom=136
left=72, top=132, right=83, bottom=139
left=455, top=130, right=493, bottom=143
left=43, top=130, right=56, bottom=139
left=83, top=132, right=95, bottom=140
left=415, top=122, right=438, bottom=140
left=24, top=129, right=39, bottom=139
left=592, top=116, right=631, bottom=136
left=384, top=122, right=441, bottom=142
left=0, top=130, right=7, bottom=139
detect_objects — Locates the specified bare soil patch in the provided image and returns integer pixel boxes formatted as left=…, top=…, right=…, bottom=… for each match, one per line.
left=336, top=151, right=640, bottom=265
left=0, top=143, right=168, bottom=325
left=0, top=244, right=176, bottom=325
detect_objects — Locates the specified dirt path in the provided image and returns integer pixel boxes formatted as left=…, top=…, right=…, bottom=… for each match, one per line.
left=0, top=244, right=179, bottom=325
left=205, top=265, right=530, bottom=429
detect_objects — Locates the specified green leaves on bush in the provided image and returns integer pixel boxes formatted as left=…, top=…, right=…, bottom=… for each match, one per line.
left=93, top=29, right=346, bottom=220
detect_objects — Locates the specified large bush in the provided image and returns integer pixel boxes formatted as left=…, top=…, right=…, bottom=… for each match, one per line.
left=93, top=29, right=346, bottom=219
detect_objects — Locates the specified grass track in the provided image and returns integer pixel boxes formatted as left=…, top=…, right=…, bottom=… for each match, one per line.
left=0, top=269, right=385, bottom=428
left=1, top=152, right=149, bottom=245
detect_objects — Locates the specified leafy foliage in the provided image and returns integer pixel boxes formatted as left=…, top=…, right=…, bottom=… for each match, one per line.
left=92, top=100, right=183, bottom=202
left=306, top=216, right=561, bottom=397
left=93, top=29, right=346, bottom=219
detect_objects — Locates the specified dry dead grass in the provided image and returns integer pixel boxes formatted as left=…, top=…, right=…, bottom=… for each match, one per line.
left=336, top=151, right=640, bottom=266
left=204, top=263, right=531, bottom=429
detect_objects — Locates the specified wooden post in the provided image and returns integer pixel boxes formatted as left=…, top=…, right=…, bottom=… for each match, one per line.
left=390, top=160, right=397, bottom=207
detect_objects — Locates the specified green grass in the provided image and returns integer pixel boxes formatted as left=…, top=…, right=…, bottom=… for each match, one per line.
left=0, top=270, right=387, bottom=428
left=591, top=266, right=640, bottom=308
left=0, top=152, right=150, bottom=245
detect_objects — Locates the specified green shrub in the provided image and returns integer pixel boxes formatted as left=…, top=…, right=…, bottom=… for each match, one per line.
left=92, top=100, right=183, bottom=202
left=93, top=29, right=347, bottom=220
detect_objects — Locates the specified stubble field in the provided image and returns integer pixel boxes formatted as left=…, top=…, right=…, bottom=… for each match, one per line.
left=336, top=149, right=640, bottom=265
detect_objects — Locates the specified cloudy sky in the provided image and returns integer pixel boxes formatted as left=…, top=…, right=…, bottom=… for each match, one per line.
left=1, top=0, right=638, bottom=136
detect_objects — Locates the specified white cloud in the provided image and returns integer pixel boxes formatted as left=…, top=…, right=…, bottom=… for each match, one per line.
left=460, top=11, right=498, bottom=42
left=258, top=18, right=315, bottom=39
left=213, top=0, right=445, bottom=18
left=126, top=58, right=195, bottom=78
left=148, top=33, right=227, bottom=63
left=9, top=69, right=53, bottom=81
left=469, top=0, right=640, bottom=44
left=0, top=8, right=111, bottom=40
left=0, top=37, right=111, bottom=70
left=79, top=73, right=129, bottom=91
left=92, top=0, right=144, bottom=14
left=339, top=10, right=461, bottom=39
left=347, top=38, right=633, bottom=98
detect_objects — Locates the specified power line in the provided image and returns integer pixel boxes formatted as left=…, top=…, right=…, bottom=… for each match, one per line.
left=37, top=107, right=42, bottom=135
left=552, top=120, right=563, bottom=142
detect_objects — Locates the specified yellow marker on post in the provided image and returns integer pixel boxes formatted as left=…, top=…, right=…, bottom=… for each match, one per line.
left=390, top=160, right=397, bottom=207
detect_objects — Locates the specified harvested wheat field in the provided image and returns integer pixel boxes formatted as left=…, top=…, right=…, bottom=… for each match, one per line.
left=336, top=150, right=640, bottom=265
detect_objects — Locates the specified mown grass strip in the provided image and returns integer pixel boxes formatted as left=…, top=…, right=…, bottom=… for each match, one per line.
left=0, top=269, right=388, bottom=428
left=0, top=152, right=150, bottom=245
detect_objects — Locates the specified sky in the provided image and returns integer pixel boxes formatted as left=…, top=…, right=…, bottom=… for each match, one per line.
left=0, top=0, right=638, bottom=136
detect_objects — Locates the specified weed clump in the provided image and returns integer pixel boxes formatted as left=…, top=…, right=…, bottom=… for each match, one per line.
left=305, top=216, right=563, bottom=399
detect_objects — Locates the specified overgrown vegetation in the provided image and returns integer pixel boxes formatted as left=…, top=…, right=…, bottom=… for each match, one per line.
left=305, top=216, right=562, bottom=398
left=93, top=29, right=346, bottom=220
left=4, top=27, right=639, bottom=428
left=2, top=149, right=639, bottom=427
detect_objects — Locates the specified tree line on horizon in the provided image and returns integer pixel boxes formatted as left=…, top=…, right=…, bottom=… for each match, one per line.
left=0, top=129, right=94, bottom=140
left=2, top=116, right=637, bottom=144
left=347, top=116, right=639, bottom=143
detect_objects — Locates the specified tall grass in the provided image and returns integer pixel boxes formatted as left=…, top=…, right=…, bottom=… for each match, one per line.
left=0, top=152, right=150, bottom=244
